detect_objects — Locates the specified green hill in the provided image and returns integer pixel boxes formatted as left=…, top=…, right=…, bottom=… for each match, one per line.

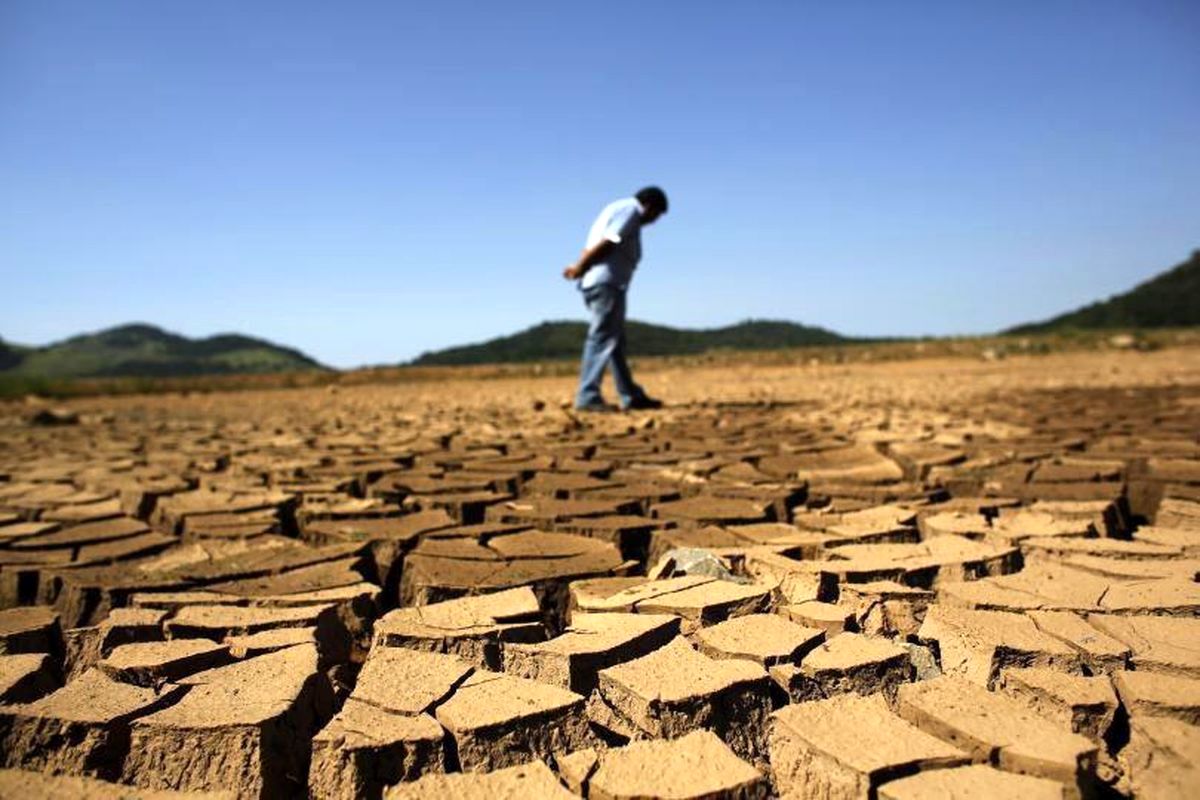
left=411, top=319, right=848, bottom=366
left=0, top=338, right=29, bottom=371
left=1008, top=249, right=1200, bottom=334
left=0, top=323, right=328, bottom=378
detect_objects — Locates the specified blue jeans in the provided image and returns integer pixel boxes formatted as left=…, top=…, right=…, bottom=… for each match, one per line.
left=575, top=283, right=645, bottom=408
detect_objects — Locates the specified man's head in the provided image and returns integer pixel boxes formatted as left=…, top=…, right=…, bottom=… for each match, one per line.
left=635, top=186, right=668, bottom=223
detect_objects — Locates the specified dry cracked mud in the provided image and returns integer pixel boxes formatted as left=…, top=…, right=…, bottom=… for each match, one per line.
left=0, top=348, right=1197, bottom=797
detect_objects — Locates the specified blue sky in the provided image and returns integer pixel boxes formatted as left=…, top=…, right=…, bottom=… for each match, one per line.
left=2, top=1, right=1198, bottom=367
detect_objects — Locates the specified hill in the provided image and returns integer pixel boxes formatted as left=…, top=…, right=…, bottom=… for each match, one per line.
left=0, top=323, right=328, bottom=379
left=411, top=319, right=848, bottom=366
left=0, top=338, right=29, bottom=372
left=1008, top=249, right=1200, bottom=334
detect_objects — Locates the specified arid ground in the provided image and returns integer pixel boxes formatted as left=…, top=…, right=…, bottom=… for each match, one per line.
left=0, top=348, right=1198, bottom=798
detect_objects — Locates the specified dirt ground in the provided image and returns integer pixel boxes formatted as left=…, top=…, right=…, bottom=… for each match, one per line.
left=0, top=348, right=1197, bottom=798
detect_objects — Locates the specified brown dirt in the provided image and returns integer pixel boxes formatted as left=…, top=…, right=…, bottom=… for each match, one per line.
left=0, top=347, right=1197, bottom=796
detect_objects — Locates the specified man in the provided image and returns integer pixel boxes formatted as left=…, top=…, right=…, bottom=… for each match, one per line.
left=562, top=186, right=668, bottom=412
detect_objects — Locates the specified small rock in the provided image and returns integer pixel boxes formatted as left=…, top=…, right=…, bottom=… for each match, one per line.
left=28, top=407, right=79, bottom=427
left=903, top=641, right=943, bottom=682
left=1108, top=333, right=1136, bottom=349
left=650, top=548, right=746, bottom=583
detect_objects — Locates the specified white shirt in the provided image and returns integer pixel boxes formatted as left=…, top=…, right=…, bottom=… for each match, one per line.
left=580, top=197, right=644, bottom=291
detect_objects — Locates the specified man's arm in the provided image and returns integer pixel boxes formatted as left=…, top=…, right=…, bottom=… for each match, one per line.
left=562, top=239, right=613, bottom=280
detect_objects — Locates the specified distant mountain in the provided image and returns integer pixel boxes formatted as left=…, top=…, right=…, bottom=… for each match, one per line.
left=0, top=323, right=328, bottom=378
left=0, top=338, right=28, bottom=371
left=411, top=319, right=848, bottom=366
left=1008, top=250, right=1200, bottom=334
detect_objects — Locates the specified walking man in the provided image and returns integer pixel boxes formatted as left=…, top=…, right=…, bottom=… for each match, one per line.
left=562, top=186, right=668, bottom=411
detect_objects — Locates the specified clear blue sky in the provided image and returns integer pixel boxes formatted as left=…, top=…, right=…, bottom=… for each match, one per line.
left=3, top=2, right=1198, bottom=367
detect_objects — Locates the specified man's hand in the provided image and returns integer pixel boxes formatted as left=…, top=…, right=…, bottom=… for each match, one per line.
left=561, top=240, right=611, bottom=281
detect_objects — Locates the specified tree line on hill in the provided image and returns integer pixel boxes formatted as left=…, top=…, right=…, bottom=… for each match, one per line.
left=2, top=249, right=1195, bottom=378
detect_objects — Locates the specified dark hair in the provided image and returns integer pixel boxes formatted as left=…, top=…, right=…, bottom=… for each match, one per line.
left=635, top=186, right=668, bottom=214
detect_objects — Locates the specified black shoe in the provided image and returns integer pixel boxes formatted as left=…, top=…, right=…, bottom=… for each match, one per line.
left=574, top=401, right=619, bottom=413
left=623, top=396, right=664, bottom=411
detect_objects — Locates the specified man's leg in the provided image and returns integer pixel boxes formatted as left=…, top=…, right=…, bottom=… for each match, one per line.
left=574, top=285, right=620, bottom=408
left=606, top=288, right=646, bottom=407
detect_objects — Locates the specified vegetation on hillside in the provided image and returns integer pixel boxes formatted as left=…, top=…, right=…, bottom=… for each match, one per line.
left=1008, top=250, right=1200, bottom=334
left=411, top=319, right=847, bottom=366
left=0, top=339, right=27, bottom=371
left=4, top=248, right=1198, bottom=399
left=2, top=327, right=1196, bottom=401
left=0, top=323, right=327, bottom=379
